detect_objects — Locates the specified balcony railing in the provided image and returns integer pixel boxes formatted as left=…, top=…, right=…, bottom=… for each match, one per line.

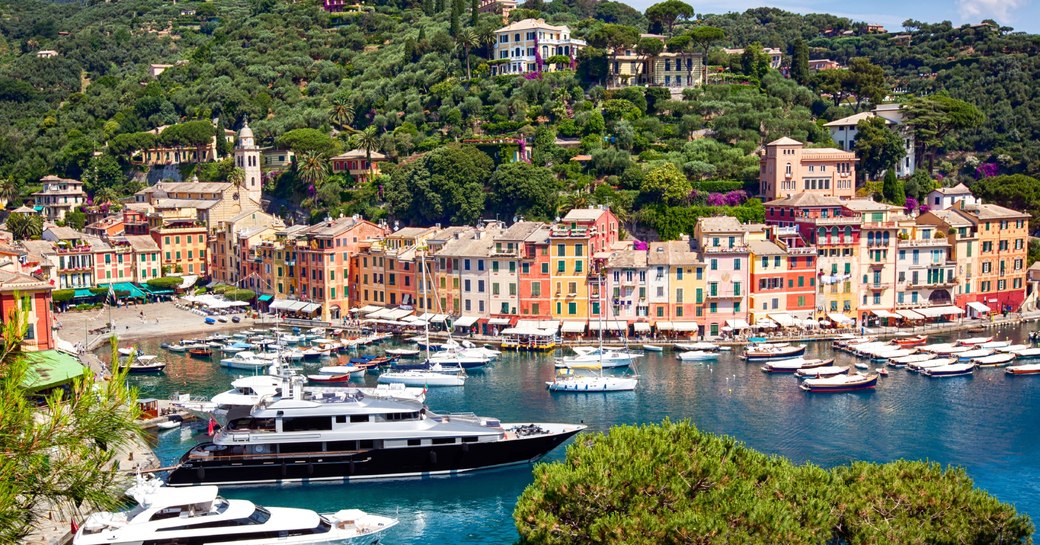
left=702, top=245, right=749, bottom=254
left=814, top=216, right=861, bottom=225
left=906, top=278, right=957, bottom=288
left=898, top=238, right=949, bottom=247
left=705, top=292, right=742, bottom=299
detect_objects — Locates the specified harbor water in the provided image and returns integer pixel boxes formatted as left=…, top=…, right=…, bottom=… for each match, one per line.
left=120, top=323, right=1040, bottom=543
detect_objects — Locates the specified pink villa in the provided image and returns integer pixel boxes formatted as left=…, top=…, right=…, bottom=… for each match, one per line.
left=759, top=137, right=857, bottom=201
left=694, top=217, right=761, bottom=337
left=330, top=149, right=386, bottom=184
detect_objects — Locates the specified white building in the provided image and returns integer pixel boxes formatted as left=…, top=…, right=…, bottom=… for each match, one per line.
left=926, top=183, right=977, bottom=211
left=32, top=175, right=86, bottom=222
left=825, top=104, right=916, bottom=177
left=491, top=19, right=585, bottom=76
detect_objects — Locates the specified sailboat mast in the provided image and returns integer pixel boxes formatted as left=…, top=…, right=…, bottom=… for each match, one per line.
left=421, top=250, right=431, bottom=362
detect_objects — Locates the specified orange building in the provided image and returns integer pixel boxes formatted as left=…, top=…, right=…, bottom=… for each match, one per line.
left=151, top=215, right=208, bottom=276
left=955, top=202, right=1029, bottom=312
left=0, top=269, right=55, bottom=351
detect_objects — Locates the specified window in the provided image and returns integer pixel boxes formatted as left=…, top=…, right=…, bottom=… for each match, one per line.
left=710, top=259, right=718, bottom=271
left=567, top=302, right=577, bottom=315
left=557, top=244, right=565, bottom=256
left=575, top=244, right=583, bottom=256
left=575, top=261, right=583, bottom=273
left=542, top=263, right=549, bottom=274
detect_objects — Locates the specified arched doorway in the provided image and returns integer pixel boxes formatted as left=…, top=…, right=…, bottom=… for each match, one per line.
left=928, top=289, right=952, bottom=305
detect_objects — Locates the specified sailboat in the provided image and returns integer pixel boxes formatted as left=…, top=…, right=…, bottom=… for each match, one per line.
left=548, top=268, right=638, bottom=392
left=378, top=249, right=467, bottom=387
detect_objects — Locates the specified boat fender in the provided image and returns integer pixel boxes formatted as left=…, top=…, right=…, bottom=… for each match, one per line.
left=429, top=451, right=437, bottom=465
left=307, top=463, right=314, bottom=476
left=461, top=443, right=469, bottom=454
left=281, top=463, right=287, bottom=477
left=195, top=467, right=205, bottom=481
left=349, top=460, right=355, bottom=474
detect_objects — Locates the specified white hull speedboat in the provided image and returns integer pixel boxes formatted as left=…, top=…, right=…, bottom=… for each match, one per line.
left=377, top=367, right=466, bottom=387
left=386, top=348, right=421, bottom=358
left=219, top=352, right=272, bottom=370
left=547, top=375, right=637, bottom=392
left=922, top=362, right=976, bottom=377
left=641, top=344, right=664, bottom=352
left=906, top=357, right=957, bottom=372
left=676, top=350, right=719, bottom=362
left=675, top=342, right=719, bottom=351
left=74, top=476, right=397, bottom=545
left=973, top=353, right=1015, bottom=367
left=795, top=365, right=850, bottom=378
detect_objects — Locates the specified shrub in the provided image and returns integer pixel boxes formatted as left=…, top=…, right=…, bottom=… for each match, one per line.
left=146, top=276, right=183, bottom=290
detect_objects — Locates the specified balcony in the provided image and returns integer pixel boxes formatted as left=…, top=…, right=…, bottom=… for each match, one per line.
left=906, top=278, right=957, bottom=289
left=550, top=226, right=597, bottom=238
left=786, top=246, right=817, bottom=255
left=702, top=245, right=749, bottom=254
left=814, top=216, right=861, bottom=226
left=898, top=238, right=949, bottom=248
left=705, top=291, right=742, bottom=299
left=817, top=236, right=853, bottom=247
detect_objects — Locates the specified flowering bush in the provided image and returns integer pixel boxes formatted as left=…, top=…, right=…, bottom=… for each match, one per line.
left=904, top=197, right=919, bottom=213
left=976, top=162, right=999, bottom=178
left=707, top=190, right=748, bottom=207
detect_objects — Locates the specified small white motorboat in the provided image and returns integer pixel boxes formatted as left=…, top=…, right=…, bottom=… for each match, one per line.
left=156, top=420, right=180, bottom=430
left=973, top=353, right=1015, bottom=367
left=386, top=348, right=421, bottom=357
left=1006, top=363, right=1040, bottom=375
left=795, top=365, right=849, bottom=378
left=957, top=336, right=994, bottom=346
left=641, top=344, right=664, bottom=352
left=906, top=357, right=958, bottom=372
left=675, top=342, right=719, bottom=352
left=676, top=350, right=719, bottom=362
left=922, top=362, right=976, bottom=377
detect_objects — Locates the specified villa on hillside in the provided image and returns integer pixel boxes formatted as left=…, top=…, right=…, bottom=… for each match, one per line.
left=490, top=19, right=585, bottom=76
left=758, top=138, right=857, bottom=201
left=607, top=34, right=703, bottom=90
left=825, top=104, right=916, bottom=177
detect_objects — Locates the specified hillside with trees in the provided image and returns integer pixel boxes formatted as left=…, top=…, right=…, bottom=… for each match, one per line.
left=2, top=0, right=1040, bottom=235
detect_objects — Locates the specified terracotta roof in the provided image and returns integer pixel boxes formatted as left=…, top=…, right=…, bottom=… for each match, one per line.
left=923, top=209, right=973, bottom=227
left=495, top=221, right=543, bottom=241
left=767, top=137, right=803, bottom=146
left=0, top=269, right=52, bottom=292
left=561, top=208, right=606, bottom=222
left=748, top=240, right=786, bottom=256
left=697, top=216, right=744, bottom=233
left=607, top=248, right=648, bottom=269
left=331, top=149, right=388, bottom=161
left=960, top=203, right=1030, bottom=220
left=765, top=193, right=845, bottom=207
left=931, top=183, right=973, bottom=196
left=44, top=226, right=86, bottom=241
left=124, top=235, right=159, bottom=252
left=647, top=241, right=699, bottom=266
left=302, top=216, right=362, bottom=238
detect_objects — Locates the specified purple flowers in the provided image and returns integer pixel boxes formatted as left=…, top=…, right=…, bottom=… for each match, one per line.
left=976, top=162, right=999, bottom=178
left=707, top=190, right=748, bottom=207
left=523, top=72, right=542, bottom=80
left=904, top=197, right=919, bottom=214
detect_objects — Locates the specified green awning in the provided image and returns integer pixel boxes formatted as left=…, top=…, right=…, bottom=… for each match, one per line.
left=139, top=284, right=173, bottom=295
left=98, top=282, right=146, bottom=299
left=73, top=288, right=95, bottom=299
left=21, top=350, right=85, bottom=393
left=258, top=294, right=274, bottom=302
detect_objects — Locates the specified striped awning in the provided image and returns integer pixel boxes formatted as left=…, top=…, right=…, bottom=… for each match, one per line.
left=633, top=322, right=651, bottom=333
left=896, top=309, right=924, bottom=320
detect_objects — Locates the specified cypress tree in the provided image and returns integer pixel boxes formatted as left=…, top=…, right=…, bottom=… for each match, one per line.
left=449, top=0, right=462, bottom=36
left=470, top=0, right=479, bottom=26
left=791, top=38, right=810, bottom=85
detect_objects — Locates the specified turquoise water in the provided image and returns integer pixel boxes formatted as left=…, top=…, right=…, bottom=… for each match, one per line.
left=120, top=323, right=1040, bottom=543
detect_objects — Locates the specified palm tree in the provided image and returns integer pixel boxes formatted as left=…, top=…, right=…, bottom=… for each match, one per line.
left=5, top=212, right=43, bottom=241
left=329, top=100, right=355, bottom=132
left=455, top=28, right=479, bottom=80
left=356, top=127, right=381, bottom=184
left=478, top=26, right=496, bottom=57
left=0, top=177, right=17, bottom=208
left=297, top=152, right=328, bottom=194
left=228, top=166, right=245, bottom=189
left=558, top=192, right=591, bottom=215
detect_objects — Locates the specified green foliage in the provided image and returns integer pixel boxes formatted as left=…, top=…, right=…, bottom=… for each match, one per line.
left=146, top=276, right=183, bottom=290
left=1029, top=239, right=1040, bottom=267
left=515, top=421, right=1034, bottom=545
left=63, top=209, right=87, bottom=230
left=276, top=128, right=341, bottom=157
left=693, top=180, right=746, bottom=193
left=223, top=288, right=256, bottom=302
left=386, top=145, right=493, bottom=226
left=881, top=168, right=903, bottom=205
left=0, top=309, right=141, bottom=543
left=51, top=289, right=76, bottom=304
left=487, top=162, right=560, bottom=222
left=971, top=174, right=1040, bottom=225
left=905, top=94, right=985, bottom=172
left=739, top=43, right=771, bottom=81
left=790, top=38, right=809, bottom=85
left=4, top=212, right=43, bottom=241
left=638, top=200, right=764, bottom=240
left=903, top=169, right=934, bottom=201
left=640, top=163, right=691, bottom=206
left=854, top=117, right=904, bottom=180
left=644, top=0, right=694, bottom=36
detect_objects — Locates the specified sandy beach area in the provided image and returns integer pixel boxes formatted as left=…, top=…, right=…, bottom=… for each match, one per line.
left=54, top=301, right=271, bottom=345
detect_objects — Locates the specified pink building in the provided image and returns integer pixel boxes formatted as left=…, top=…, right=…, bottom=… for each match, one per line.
left=759, top=137, right=857, bottom=201
left=694, top=217, right=757, bottom=337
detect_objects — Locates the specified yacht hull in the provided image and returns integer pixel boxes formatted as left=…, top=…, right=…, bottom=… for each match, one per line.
left=166, top=425, right=582, bottom=487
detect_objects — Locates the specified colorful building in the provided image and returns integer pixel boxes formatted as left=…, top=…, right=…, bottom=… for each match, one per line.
left=150, top=212, right=208, bottom=276
left=490, top=19, right=586, bottom=76
left=330, top=149, right=386, bottom=184
left=0, top=269, right=55, bottom=352
left=32, top=175, right=86, bottom=222
left=647, top=240, right=702, bottom=336
left=548, top=208, right=620, bottom=323
left=694, top=217, right=756, bottom=337
left=759, top=137, right=857, bottom=201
